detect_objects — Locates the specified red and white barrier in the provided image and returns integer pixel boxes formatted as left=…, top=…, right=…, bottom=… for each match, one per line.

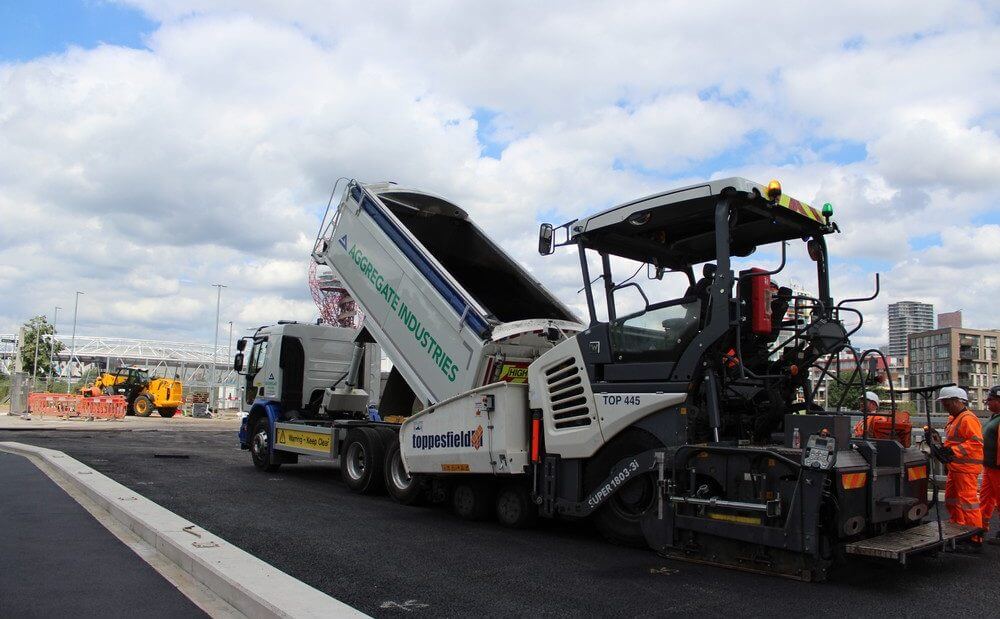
left=27, top=393, right=127, bottom=420
left=77, top=395, right=127, bottom=419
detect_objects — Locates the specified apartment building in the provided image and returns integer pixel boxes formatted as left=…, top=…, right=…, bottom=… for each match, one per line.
left=908, top=327, right=1000, bottom=413
left=888, top=301, right=934, bottom=359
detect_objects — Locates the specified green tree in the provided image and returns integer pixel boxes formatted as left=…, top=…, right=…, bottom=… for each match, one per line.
left=892, top=399, right=916, bottom=415
left=825, top=371, right=889, bottom=410
left=19, top=315, right=64, bottom=378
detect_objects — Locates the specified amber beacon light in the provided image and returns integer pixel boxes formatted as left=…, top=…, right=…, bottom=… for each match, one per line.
left=766, top=179, right=782, bottom=202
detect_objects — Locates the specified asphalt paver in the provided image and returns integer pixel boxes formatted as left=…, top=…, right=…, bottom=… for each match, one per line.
left=2, top=428, right=998, bottom=617
left=0, top=449, right=206, bottom=618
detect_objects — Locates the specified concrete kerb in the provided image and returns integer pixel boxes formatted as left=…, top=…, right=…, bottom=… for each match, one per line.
left=0, top=441, right=367, bottom=619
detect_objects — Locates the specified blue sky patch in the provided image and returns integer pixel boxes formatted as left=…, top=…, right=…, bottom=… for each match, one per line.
left=809, top=138, right=868, bottom=165
left=910, top=232, right=942, bottom=251
left=841, top=35, right=866, bottom=51
left=472, top=107, right=505, bottom=159
left=697, top=86, right=751, bottom=107
left=972, top=210, right=1000, bottom=226
left=0, top=1, right=156, bottom=62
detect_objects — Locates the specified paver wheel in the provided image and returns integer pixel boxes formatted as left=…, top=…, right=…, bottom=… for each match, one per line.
left=584, top=429, right=660, bottom=546
left=452, top=480, right=495, bottom=521
left=250, top=418, right=281, bottom=472
left=342, top=427, right=386, bottom=495
left=495, top=484, right=538, bottom=529
left=384, top=437, right=422, bottom=505
left=133, top=395, right=154, bottom=417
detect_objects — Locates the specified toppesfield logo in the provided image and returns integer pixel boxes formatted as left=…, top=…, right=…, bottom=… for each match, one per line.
left=413, top=425, right=484, bottom=450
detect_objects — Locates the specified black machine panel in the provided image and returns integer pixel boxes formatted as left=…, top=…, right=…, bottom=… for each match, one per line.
left=784, top=414, right=850, bottom=449
left=802, top=434, right=837, bottom=470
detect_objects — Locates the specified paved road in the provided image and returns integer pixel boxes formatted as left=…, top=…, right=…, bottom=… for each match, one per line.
left=0, top=450, right=206, bottom=618
left=2, top=428, right=997, bottom=617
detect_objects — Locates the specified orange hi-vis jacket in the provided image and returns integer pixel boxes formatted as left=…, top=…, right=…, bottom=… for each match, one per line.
left=945, top=409, right=984, bottom=474
left=853, top=415, right=891, bottom=438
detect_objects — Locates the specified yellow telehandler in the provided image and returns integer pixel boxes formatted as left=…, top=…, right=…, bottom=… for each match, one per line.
left=79, top=366, right=183, bottom=417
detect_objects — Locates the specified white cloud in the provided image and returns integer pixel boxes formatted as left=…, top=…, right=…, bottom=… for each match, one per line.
left=225, top=259, right=307, bottom=292
left=236, top=295, right=317, bottom=327
left=0, top=0, right=996, bottom=358
left=871, top=118, right=1000, bottom=191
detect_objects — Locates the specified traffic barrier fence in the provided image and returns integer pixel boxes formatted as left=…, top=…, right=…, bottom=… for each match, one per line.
left=27, top=392, right=127, bottom=420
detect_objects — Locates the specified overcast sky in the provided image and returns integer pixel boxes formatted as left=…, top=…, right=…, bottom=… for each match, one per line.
left=1, top=1, right=997, bottom=350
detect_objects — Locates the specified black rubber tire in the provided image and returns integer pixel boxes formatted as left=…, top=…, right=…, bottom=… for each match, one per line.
left=133, top=394, right=154, bottom=417
left=158, top=408, right=177, bottom=418
left=584, top=429, right=661, bottom=546
left=495, top=483, right=538, bottom=529
left=452, top=480, right=495, bottom=521
left=383, top=437, right=423, bottom=505
left=250, top=418, right=281, bottom=472
left=341, top=427, right=386, bottom=494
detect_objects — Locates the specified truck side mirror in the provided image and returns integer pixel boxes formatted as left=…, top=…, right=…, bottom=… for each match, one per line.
left=236, top=338, right=247, bottom=352
left=538, top=223, right=555, bottom=255
left=233, top=352, right=244, bottom=373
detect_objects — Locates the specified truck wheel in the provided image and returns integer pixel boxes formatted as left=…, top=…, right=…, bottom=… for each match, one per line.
left=133, top=395, right=154, bottom=417
left=250, top=418, right=281, bottom=472
left=584, top=429, right=661, bottom=547
left=495, top=484, right=537, bottom=529
left=384, top=438, right=422, bottom=505
left=158, top=408, right=177, bottom=418
left=342, top=428, right=386, bottom=494
left=452, top=481, right=495, bottom=521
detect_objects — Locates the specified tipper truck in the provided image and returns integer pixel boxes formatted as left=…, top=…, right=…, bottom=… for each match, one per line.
left=235, top=321, right=382, bottom=472
left=237, top=178, right=979, bottom=580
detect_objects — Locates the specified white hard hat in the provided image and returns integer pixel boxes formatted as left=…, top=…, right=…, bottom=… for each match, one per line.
left=864, top=391, right=880, bottom=405
left=936, top=386, right=969, bottom=402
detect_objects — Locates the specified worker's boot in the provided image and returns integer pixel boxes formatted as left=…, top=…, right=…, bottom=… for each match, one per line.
left=953, top=538, right=984, bottom=554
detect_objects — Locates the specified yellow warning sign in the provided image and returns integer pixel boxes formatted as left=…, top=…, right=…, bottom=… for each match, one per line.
left=497, top=362, right=529, bottom=384
left=276, top=428, right=332, bottom=453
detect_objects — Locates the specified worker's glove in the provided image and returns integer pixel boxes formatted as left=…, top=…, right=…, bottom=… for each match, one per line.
left=933, top=445, right=955, bottom=464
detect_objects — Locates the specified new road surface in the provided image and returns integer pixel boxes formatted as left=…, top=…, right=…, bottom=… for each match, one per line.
left=2, top=427, right=997, bottom=617
left=0, top=449, right=206, bottom=618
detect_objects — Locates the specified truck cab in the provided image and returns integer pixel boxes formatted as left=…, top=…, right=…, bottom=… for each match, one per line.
left=235, top=321, right=380, bottom=418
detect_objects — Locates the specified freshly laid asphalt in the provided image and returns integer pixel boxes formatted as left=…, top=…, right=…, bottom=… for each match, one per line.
left=0, top=449, right=206, bottom=618
left=2, top=427, right=998, bottom=618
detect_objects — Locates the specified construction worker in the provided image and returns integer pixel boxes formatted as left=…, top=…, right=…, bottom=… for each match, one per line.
left=937, top=386, right=983, bottom=548
left=980, top=385, right=1000, bottom=545
left=852, top=391, right=885, bottom=438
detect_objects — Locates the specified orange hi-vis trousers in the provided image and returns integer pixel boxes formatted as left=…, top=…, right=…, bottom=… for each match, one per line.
left=945, top=409, right=984, bottom=539
left=980, top=468, right=1000, bottom=530
left=946, top=471, right=983, bottom=531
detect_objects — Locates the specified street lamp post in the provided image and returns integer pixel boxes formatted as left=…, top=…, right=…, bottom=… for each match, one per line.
left=48, top=306, right=60, bottom=389
left=66, top=292, right=83, bottom=394
left=225, top=320, right=234, bottom=408
left=210, top=284, right=226, bottom=412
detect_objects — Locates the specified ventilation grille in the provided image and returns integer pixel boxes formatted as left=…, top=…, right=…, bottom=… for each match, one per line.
left=544, top=358, right=591, bottom=429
